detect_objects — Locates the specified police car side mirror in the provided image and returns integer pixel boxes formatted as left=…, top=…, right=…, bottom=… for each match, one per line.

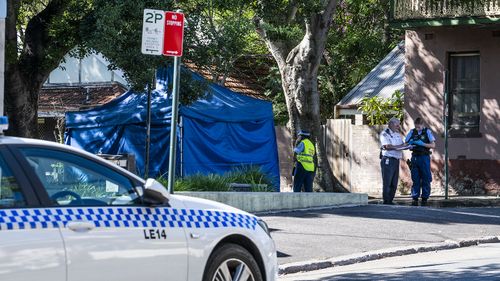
left=142, top=178, right=170, bottom=206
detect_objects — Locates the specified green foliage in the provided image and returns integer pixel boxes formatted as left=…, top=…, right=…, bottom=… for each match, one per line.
left=9, top=0, right=263, bottom=135
left=254, top=0, right=325, bottom=25
left=0, top=176, right=17, bottom=199
left=170, top=173, right=231, bottom=192
left=177, top=68, right=210, bottom=105
left=81, top=0, right=173, bottom=90
left=80, top=0, right=261, bottom=103
left=261, top=66, right=288, bottom=125
left=392, top=90, right=404, bottom=120
left=359, top=90, right=404, bottom=125
left=224, top=166, right=274, bottom=191
left=183, top=0, right=263, bottom=83
left=254, top=0, right=329, bottom=54
left=259, top=22, right=303, bottom=47
left=157, top=165, right=274, bottom=192
left=12, top=0, right=94, bottom=73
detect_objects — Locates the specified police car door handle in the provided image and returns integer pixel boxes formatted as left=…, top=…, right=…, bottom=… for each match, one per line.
left=67, top=221, right=95, bottom=232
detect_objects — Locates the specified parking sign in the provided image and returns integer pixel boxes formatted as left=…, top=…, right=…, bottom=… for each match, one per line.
left=141, top=9, right=165, bottom=55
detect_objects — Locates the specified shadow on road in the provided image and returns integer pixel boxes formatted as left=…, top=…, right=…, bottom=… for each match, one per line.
left=265, top=205, right=500, bottom=226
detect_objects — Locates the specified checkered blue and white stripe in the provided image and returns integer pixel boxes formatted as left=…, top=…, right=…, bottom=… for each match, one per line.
left=0, top=207, right=258, bottom=231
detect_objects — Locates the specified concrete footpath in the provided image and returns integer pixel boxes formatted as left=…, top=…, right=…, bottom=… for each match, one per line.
left=279, top=243, right=500, bottom=280
left=370, top=195, right=500, bottom=208
left=258, top=197, right=500, bottom=276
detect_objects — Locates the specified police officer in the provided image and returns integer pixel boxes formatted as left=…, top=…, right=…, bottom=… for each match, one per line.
left=293, top=130, right=316, bottom=192
left=380, top=118, right=408, bottom=204
left=406, top=117, right=435, bottom=206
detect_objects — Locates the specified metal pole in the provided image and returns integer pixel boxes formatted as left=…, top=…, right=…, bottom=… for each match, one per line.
left=0, top=0, right=6, bottom=116
left=444, top=70, right=449, bottom=199
left=179, top=116, right=183, bottom=178
left=144, top=75, right=153, bottom=179
left=167, top=56, right=181, bottom=194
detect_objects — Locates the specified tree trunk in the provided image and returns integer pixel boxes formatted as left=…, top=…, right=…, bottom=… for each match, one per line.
left=281, top=44, right=346, bottom=193
left=4, top=68, right=45, bottom=138
left=255, top=0, right=348, bottom=192
left=4, top=0, right=77, bottom=137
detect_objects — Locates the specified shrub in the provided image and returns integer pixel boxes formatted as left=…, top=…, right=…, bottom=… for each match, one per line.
left=359, top=90, right=404, bottom=125
left=225, top=165, right=274, bottom=191
left=157, top=165, right=274, bottom=192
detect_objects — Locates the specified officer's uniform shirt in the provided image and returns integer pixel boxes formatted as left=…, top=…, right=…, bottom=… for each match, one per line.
left=294, top=142, right=304, bottom=153
left=380, top=128, right=404, bottom=159
left=404, top=128, right=436, bottom=143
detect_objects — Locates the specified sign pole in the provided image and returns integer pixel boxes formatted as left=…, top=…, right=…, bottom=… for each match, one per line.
left=444, top=70, right=449, bottom=199
left=163, top=10, right=184, bottom=194
left=142, top=8, right=184, bottom=191
left=141, top=8, right=164, bottom=179
left=144, top=72, right=154, bottom=179
left=0, top=0, right=6, bottom=116
left=167, top=56, right=181, bottom=194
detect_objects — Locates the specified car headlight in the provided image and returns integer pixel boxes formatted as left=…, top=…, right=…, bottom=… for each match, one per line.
left=257, top=219, right=271, bottom=238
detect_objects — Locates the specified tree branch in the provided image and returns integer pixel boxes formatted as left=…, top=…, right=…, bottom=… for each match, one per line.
left=323, top=49, right=333, bottom=66
left=309, top=0, right=338, bottom=72
left=22, top=0, right=73, bottom=79
left=253, top=16, right=287, bottom=70
left=286, top=1, right=298, bottom=24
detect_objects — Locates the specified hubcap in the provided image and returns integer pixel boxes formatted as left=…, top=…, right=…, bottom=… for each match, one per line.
left=212, top=258, right=255, bottom=281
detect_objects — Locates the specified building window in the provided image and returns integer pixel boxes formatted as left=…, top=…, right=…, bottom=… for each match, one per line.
left=448, top=53, right=480, bottom=137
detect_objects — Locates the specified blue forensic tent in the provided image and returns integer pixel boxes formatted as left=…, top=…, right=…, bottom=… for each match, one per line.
left=65, top=68, right=280, bottom=191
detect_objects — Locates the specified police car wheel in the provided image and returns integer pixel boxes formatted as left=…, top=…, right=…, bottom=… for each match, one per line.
left=203, top=243, right=263, bottom=281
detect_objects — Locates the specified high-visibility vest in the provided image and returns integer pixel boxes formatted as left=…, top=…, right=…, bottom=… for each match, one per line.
left=297, top=139, right=315, bottom=172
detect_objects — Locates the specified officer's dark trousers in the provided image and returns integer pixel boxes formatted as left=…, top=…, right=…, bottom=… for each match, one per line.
left=381, top=156, right=400, bottom=203
left=293, top=162, right=314, bottom=192
left=411, top=154, right=432, bottom=199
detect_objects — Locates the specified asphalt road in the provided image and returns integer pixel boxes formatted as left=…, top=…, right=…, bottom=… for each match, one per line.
left=279, top=243, right=500, bottom=280
left=260, top=205, right=500, bottom=265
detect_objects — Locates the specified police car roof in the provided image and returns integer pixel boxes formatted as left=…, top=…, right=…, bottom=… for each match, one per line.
left=0, top=136, right=144, bottom=183
left=0, top=136, right=87, bottom=150
left=0, top=135, right=59, bottom=145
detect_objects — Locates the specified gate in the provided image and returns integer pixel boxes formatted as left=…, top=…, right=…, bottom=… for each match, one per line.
left=324, top=119, right=352, bottom=191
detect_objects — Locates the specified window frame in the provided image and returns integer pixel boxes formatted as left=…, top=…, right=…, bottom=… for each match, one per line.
left=7, top=144, right=145, bottom=207
left=447, top=52, right=482, bottom=138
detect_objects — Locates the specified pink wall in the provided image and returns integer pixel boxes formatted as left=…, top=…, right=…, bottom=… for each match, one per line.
left=404, top=26, right=500, bottom=160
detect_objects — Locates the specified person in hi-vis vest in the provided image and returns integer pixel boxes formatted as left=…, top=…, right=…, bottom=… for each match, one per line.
left=293, top=130, right=316, bottom=192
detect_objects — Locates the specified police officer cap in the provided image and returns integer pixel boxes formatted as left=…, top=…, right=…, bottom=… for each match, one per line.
left=298, top=130, right=310, bottom=136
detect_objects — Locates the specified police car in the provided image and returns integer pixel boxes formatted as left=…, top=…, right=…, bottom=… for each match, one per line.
left=0, top=122, right=277, bottom=281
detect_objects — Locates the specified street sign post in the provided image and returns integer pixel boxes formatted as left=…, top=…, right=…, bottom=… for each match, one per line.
left=141, top=9, right=165, bottom=55
left=141, top=9, right=185, bottom=194
left=141, top=9, right=165, bottom=178
left=164, top=11, right=184, bottom=194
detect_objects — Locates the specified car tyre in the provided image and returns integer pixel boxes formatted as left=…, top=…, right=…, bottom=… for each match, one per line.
left=203, top=243, right=263, bottom=281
